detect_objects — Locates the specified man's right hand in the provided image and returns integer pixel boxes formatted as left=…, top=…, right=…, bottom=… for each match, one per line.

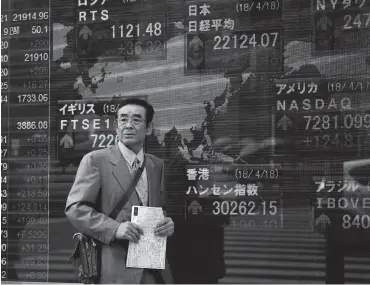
left=115, top=221, right=144, bottom=243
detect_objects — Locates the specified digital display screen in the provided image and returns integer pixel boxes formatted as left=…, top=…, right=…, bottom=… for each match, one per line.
left=1, top=0, right=370, bottom=283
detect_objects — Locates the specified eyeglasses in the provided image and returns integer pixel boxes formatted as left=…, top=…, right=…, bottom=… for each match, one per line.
left=118, top=117, right=145, bottom=126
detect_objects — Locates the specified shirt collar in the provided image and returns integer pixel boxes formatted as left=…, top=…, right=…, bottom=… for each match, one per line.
left=118, top=141, right=144, bottom=167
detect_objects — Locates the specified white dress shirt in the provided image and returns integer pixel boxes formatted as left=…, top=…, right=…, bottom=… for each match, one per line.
left=118, top=141, right=148, bottom=206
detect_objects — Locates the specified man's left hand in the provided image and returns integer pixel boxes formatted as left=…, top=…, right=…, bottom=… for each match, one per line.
left=154, top=217, right=174, bottom=237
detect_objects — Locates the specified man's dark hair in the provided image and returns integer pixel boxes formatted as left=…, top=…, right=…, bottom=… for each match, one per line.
left=116, top=98, right=155, bottom=127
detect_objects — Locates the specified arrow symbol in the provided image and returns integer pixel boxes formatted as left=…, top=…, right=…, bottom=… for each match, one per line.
left=316, top=213, right=331, bottom=229
left=60, top=134, right=73, bottom=149
left=79, top=25, right=92, bottom=38
left=188, top=200, right=202, bottom=215
left=317, top=16, right=332, bottom=32
left=277, top=115, right=292, bottom=131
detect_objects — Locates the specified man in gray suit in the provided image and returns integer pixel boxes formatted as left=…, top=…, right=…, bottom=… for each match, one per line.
left=65, top=98, right=174, bottom=284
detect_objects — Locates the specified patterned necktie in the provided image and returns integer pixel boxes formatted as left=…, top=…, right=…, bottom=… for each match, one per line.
left=132, top=157, right=140, bottom=173
left=132, top=157, right=148, bottom=206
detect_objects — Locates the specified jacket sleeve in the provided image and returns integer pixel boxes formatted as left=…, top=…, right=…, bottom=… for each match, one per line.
left=65, top=152, right=120, bottom=245
left=160, top=159, right=167, bottom=217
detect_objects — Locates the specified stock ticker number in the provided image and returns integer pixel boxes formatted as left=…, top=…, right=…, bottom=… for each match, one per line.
left=213, top=31, right=280, bottom=50
left=227, top=218, right=279, bottom=229
left=22, top=257, right=47, bottom=266
left=18, top=189, right=48, bottom=198
left=304, top=133, right=370, bottom=149
left=91, top=134, right=118, bottom=148
left=29, top=66, right=48, bottom=75
left=31, top=25, right=48, bottom=35
left=16, top=121, right=48, bottom=130
left=24, top=52, right=49, bottom=62
left=1, top=81, right=8, bottom=90
left=16, top=229, right=48, bottom=239
left=304, top=114, right=370, bottom=130
left=22, top=80, right=48, bottom=89
left=122, top=40, right=164, bottom=56
left=1, top=162, right=7, bottom=172
left=20, top=244, right=48, bottom=254
left=1, top=40, right=9, bottom=50
left=343, top=12, right=370, bottom=30
left=26, top=134, right=48, bottom=144
left=12, top=12, right=49, bottom=21
left=30, top=39, right=49, bottom=48
left=17, top=216, right=47, bottom=226
left=1, top=54, right=8, bottom=63
left=342, top=214, right=370, bottom=229
left=17, top=93, right=49, bottom=103
left=111, top=22, right=163, bottom=38
left=213, top=200, right=278, bottom=216
left=1, top=68, right=8, bottom=77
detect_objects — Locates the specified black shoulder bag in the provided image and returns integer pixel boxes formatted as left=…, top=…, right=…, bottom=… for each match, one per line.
left=69, top=156, right=146, bottom=284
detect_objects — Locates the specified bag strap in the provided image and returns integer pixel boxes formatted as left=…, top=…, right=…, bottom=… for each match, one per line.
left=108, top=155, right=147, bottom=220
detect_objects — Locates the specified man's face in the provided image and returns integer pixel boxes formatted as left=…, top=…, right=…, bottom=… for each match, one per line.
left=116, top=104, right=153, bottom=148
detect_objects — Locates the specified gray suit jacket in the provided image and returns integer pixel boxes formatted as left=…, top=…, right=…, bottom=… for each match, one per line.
left=65, top=144, right=174, bottom=284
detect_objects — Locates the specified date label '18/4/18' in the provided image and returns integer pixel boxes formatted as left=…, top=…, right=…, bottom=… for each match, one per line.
left=213, top=200, right=278, bottom=216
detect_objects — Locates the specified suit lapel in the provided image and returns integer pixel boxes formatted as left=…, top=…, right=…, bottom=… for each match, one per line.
left=110, top=145, right=139, bottom=207
left=144, top=154, right=156, bottom=207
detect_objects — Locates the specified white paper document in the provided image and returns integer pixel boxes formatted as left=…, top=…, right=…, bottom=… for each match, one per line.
left=126, top=206, right=167, bottom=269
